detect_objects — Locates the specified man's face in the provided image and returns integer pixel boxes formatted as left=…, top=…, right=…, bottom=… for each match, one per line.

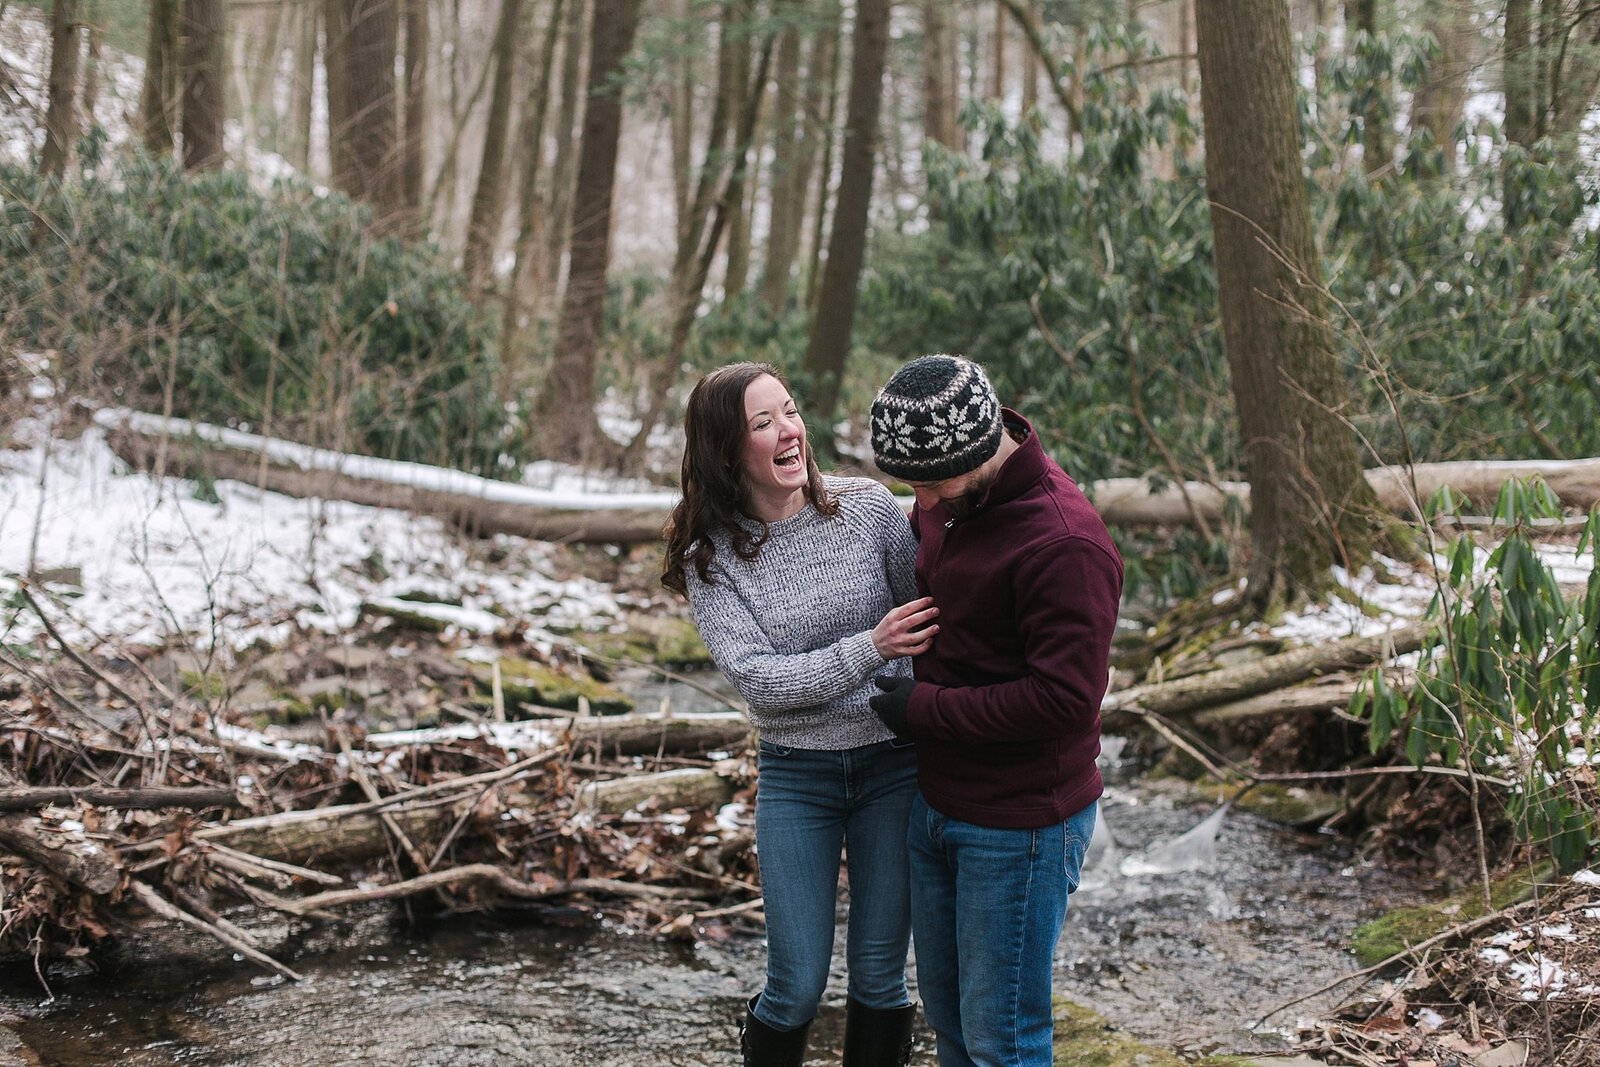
left=906, top=466, right=996, bottom=520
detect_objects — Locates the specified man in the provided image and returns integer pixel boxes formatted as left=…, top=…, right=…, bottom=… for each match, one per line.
left=867, top=354, right=1123, bottom=1067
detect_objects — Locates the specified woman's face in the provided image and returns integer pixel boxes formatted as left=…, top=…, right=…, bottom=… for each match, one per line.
left=738, top=374, right=808, bottom=509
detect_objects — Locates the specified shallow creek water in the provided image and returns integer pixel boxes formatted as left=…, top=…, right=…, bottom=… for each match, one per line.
left=1, top=688, right=1425, bottom=1065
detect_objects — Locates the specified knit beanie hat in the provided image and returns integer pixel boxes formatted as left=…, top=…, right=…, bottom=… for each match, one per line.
left=870, top=355, right=1003, bottom=481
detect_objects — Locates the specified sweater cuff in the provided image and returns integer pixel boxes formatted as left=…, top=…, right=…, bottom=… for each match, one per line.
left=842, top=630, right=887, bottom=680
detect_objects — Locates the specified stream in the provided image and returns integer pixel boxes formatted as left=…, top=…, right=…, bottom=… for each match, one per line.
left=0, top=676, right=1425, bottom=1065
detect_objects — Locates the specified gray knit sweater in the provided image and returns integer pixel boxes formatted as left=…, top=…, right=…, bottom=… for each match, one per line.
left=684, top=476, right=919, bottom=750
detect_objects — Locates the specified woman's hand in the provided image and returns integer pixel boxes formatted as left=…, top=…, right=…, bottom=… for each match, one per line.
left=871, top=597, right=939, bottom=659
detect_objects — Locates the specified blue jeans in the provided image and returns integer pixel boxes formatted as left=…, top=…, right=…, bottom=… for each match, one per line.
left=752, top=737, right=920, bottom=1031
left=908, top=794, right=1097, bottom=1067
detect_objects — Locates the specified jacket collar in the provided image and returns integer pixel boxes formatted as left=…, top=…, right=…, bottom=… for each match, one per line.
left=974, top=408, right=1048, bottom=511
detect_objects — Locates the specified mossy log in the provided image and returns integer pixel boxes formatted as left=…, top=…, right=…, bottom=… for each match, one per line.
left=574, top=768, right=736, bottom=815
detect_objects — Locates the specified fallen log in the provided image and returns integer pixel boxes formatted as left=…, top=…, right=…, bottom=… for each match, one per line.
left=100, top=410, right=673, bottom=544
left=127, top=880, right=303, bottom=982
left=0, top=814, right=120, bottom=894
left=1104, top=621, right=1433, bottom=720
left=1190, top=676, right=1364, bottom=727
left=565, top=713, right=750, bottom=758
left=0, top=786, right=241, bottom=812
left=278, top=866, right=712, bottom=916
left=575, top=768, right=736, bottom=815
left=184, top=799, right=468, bottom=868
left=98, top=409, right=1600, bottom=541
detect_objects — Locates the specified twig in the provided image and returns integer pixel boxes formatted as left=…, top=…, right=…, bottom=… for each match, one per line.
left=128, top=880, right=303, bottom=983
left=332, top=726, right=433, bottom=874
left=1253, top=896, right=1544, bottom=1024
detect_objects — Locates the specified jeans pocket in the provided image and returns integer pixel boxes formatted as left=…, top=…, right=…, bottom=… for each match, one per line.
left=1062, top=803, right=1097, bottom=893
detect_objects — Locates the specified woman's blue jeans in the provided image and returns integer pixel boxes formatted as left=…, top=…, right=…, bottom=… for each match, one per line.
left=751, top=737, right=919, bottom=1031
left=908, top=794, right=1097, bottom=1067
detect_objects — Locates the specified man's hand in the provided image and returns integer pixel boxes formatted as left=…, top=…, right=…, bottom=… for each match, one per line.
left=870, top=676, right=917, bottom=739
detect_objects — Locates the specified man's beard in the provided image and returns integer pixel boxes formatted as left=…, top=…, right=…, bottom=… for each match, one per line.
left=943, top=470, right=996, bottom=519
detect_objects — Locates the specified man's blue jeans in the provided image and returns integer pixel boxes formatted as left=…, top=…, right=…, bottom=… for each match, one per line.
left=908, top=794, right=1097, bottom=1066
left=751, top=737, right=920, bottom=1031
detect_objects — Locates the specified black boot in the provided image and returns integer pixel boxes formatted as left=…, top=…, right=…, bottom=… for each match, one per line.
left=740, top=995, right=812, bottom=1067
left=841, top=999, right=916, bottom=1067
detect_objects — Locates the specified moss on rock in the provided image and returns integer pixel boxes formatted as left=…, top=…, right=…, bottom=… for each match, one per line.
left=1052, top=999, right=1186, bottom=1067
left=1349, top=864, right=1553, bottom=966
left=463, top=655, right=634, bottom=716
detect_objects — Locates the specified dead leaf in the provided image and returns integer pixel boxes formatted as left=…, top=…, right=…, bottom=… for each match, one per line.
left=1472, top=1039, right=1529, bottom=1067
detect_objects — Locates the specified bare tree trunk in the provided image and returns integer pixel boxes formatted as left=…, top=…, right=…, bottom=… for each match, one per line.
left=1195, top=0, right=1382, bottom=608
left=949, top=4, right=965, bottom=151
left=922, top=0, right=953, bottom=147
left=181, top=0, right=227, bottom=172
left=141, top=0, right=180, bottom=155
left=803, top=0, right=843, bottom=309
left=289, top=1, right=317, bottom=172
left=1348, top=0, right=1390, bottom=175
left=722, top=9, right=756, bottom=296
left=989, top=0, right=1005, bottom=101
left=40, top=0, right=82, bottom=181
left=401, top=0, right=430, bottom=231
left=800, top=0, right=890, bottom=447
left=1022, top=0, right=1040, bottom=112
left=503, top=0, right=567, bottom=362
left=331, top=0, right=403, bottom=228
left=669, top=0, right=695, bottom=235
left=1412, top=0, right=1471, bottom=175
left=82, top=0, right=103, bottom=127
left=757, top=12, right=804, bottom=313
left=543, top=0, right=588, bottom=302
left=1503, top=0, right=1537, bottom=149
left=532, top=0, right=642, bottom=464
left=1548, top=4, right=1600, bottom=145
left=463, top=0, right=525, bottom=292
left=325, top=0, right=355, bottom=188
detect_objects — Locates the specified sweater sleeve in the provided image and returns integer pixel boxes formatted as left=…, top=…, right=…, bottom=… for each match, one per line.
left=686, top=559, right=888, bottom=715
left=867, top=482, right=919, bottom=607
left=905, top=535, right=1122, bottom=743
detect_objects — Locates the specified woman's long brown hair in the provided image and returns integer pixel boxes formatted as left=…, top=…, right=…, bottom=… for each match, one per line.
left=661, top=363, right=835, bottom=595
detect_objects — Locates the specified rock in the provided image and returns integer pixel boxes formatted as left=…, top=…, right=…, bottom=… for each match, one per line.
left=324, top=645, right=386, bottom=672
left=245, top=650, right=304, bottom=685
left=458, top=654, right=633, bottom=716
left=28, top=565, right=82, bottom=589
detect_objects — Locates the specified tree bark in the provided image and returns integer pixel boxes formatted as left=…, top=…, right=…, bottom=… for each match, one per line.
left=532, top=0, right=642, bottom=464
left=1348, top=0, right=1390, bottom=175
left=989, top=0, right=1006, bottom=101
left=722, top=6, right=756, bottom=297
left=39, top=0, right=82, bottom=181
left=1412, top=0, right=1472, bottom=175
left=141, top=0, right=180, bottom=156
left=1195, top=0, right=1383, bottom=609
left=0, top=814, right=119, bottom=894
left=180, top=0, right=227, bottom=171
left=401, top=0, right=430, bottom=231
left=543, top=0, right=588, bottom=301
left=575, top=768, right=735, bottom=815
left=0, top=787, right=241, bottom=812
left=757, top=13, right=804, bottom=314
left=290, top=0, right=318, bottom=172
left=336, top=0, right=404, bottom=228
left=800, top=0, right=890, bottom=446
left=462, top=0, right=525, bottom=293
left=82, top=0, right=104, bottom=129
left=797, top=0, right=841, bottom=306
left=503, top=0, right=567, bottom=355
left=1503, top=0, right=1537, bottom=150
left=669, top=0, right=695, bottom=236
left=921, top=0, right=953, bottom=147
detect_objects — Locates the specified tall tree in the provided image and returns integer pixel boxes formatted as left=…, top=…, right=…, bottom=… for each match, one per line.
left=326, top=0, right=403, bottom=226
left=180, top=0, right=227, bottom=171
left=921, top=0, right=954, bottom=148
left=543, top=0, right=588, bottom=299
left=1411, top=0, right=1472, bottom=175
left=1348, top=0, right=1390, bottom=175
left=532, top=0, right=643, bottom=464
left=40, top=0, right=82, bottom=181
left=757, top=10, right=804, bottom=313
left=290, top=2, right=318, bottom=172
left=463, top=0, right=525, bottom=292
left=140, top=0, right=180, bottom=155
left=1503, top=0, right=1537, bottom=150
left=503, top=0, right=567, bottom=351
left=722, top=4, right=757, bottom=296
left=401, top=0, right=430, bottom=229
left=1195, top=0, right=1382, bottom=607
left=800, top=0, right=889, bottom=445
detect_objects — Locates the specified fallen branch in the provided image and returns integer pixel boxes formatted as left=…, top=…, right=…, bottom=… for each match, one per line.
left=0, top=814, right=120, bottom=893
left=128, top=880, right=303, bottom=983
left=0, top=786, right=241, bottom=812
left=574, top=768, right=736, bottom=815
left=1105, top=621, right=1433, bottom=720
left=278, top=864, right=713, bottom=916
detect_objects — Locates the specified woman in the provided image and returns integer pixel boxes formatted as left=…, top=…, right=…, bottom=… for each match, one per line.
left=663, top=363, right=937, bottom=1067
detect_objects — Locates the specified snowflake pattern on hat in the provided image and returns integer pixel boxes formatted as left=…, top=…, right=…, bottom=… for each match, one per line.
left=870, top=355, right=1003, bottom=481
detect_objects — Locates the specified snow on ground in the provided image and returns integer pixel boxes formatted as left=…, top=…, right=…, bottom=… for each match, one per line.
left=0, top=408, right=633, bottom=655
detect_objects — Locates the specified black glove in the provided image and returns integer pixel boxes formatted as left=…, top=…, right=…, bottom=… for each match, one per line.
left=870, top=675, right=917, bottom=739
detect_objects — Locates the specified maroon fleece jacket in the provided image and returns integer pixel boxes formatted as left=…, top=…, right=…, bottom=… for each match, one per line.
left=905, top=411, right=1123, bottom=829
